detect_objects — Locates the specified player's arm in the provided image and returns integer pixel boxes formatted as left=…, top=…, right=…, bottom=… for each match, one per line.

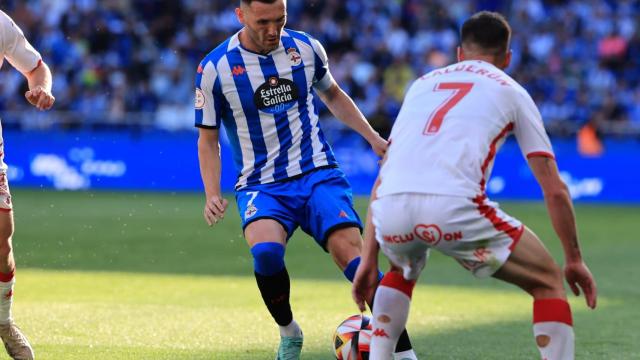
left=352, top=176, right=382, bottom=312
left=514, top=88, right=596, bottom=308
left=195, top=59, right=227, bottom=226
left=317, top=82, right=387, bottom=157
left=23, top=61, right=55, bottom=110
left=0, top=11, right=55, bottom=110
left=528, top=153, right=597, bottom=308
left=198, top=128, right=228, bottom=226
left=308, top=36, right=387, bottom=156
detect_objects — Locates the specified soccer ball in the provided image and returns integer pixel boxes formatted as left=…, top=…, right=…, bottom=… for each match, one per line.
left=333, top=314, right=372, bottom=360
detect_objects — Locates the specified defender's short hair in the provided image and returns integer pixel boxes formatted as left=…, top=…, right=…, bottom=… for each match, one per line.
left=240, top=0, right=279, bottom=5
left=461, top=11, right=511, bottom=56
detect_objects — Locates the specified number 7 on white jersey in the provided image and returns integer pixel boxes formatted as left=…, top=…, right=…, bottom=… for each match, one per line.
left=424, top=82, right=474, bottom=135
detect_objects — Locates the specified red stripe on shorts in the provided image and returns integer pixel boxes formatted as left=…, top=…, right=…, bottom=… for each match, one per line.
left=533, top=298, right=573, bottom=326
left=0, top=271, right=14, bottom=282
left=472, top=195, right=524, bottom=249
left=379, top=271, right=416, bottom=298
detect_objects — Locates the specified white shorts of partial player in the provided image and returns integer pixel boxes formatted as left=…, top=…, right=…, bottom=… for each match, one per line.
left=371, top=193, right=523, bottom=280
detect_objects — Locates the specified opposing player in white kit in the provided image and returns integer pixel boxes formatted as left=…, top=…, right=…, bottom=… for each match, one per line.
left=352, top=11, right=597, bottom=360
left=0, top=9, right=55, bottom=360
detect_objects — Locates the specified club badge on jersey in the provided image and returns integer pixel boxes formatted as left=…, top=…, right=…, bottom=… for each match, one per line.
left=287, top=47, right=302, bottom=66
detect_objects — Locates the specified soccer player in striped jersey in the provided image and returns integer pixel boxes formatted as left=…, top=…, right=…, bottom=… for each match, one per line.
left=0, top=9, right=55, bottom=360
left=352, top=12, right=597, bottom=360
left=196, top=1, right=416, bottom=359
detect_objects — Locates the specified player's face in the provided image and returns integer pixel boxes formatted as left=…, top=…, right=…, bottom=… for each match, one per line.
left=237, top=0, right=287, bottom=54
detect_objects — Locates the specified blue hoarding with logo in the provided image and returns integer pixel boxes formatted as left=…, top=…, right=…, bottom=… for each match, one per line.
left=5, top=130, right=640, bottom=203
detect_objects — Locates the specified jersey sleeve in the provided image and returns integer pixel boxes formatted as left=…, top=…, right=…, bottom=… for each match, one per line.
left=195, top=60, right=222, bottom=129
left=512, top=90, right=555, bottom=160
left=0, top=11, right=41, bottom=74
left=309, top=38, right=335, bottom=92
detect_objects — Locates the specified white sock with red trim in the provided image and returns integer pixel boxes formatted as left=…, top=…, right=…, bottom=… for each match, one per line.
left=370, top=272, right=415, bottom=360
left=0, top=271, right=14, bottom=324
left=533, top=298, right=574, bottom=360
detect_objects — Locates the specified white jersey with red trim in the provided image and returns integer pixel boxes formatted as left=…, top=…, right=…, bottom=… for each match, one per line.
left=377, top=60, right=553, bottom=199
left=0, top=10, right=41, bottom=73
left=0, top=10, right=42, bottom=174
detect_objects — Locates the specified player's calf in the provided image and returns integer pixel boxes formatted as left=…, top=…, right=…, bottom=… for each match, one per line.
left=493, top=227, right=574, bottom=359
left=251, top=242, right=295, bottom=328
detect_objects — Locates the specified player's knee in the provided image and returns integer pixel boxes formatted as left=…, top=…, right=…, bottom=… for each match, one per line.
left=327, top=228, right=361, bottom=264
left=0, top=222, right=13, bottom=243
left=250, top=242, right=286, bottom=276
left=329, top=228, right=361, bottom=248
left=0, top=240, right=12, bottom=259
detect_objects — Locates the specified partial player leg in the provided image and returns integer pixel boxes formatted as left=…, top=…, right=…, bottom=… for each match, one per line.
left=0, top=187, right=34, bottom=360
left=369, top=264, right=417, bottom=360
left=326, top=227, right=417, bottom=360
left=492, top=227, right=574, bottom=360
left=0, top=210, right=16, bottom=322
left=245, top=219, right=302, bottom=360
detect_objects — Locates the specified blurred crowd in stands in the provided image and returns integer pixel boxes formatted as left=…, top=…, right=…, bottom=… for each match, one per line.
left=1, top=0, right=639, bottom=140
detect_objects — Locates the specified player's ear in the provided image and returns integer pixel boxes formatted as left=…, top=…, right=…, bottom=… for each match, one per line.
left=503, top=49, right=512, bottom=69
left=457, top=46, right=464, bottom=62
left=235, top=7, right=245, bottom=25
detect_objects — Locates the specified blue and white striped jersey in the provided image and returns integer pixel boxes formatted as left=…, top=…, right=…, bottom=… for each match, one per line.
left=195, top=29, right=338, bottom=190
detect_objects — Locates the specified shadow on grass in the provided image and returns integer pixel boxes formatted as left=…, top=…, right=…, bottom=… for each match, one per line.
left=299, top=312, right=631, bottom=360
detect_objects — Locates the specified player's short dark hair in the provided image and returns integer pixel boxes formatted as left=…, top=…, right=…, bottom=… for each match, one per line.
left=461, top=11, right=511, bottom=56
left=240, top=0, right=279, bottom=5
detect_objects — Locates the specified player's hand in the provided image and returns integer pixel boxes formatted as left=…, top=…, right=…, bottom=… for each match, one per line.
left=25, top=85, right=55, bottom=110
left=369, top=134, right=388, bottom=158
left=352, top=259, right=379, bottom=312
left=564, top=260, right=597, bottom=309
left=204, top=195, right=229, bottom=226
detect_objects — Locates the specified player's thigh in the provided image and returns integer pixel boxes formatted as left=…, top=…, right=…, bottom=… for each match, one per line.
left=492, top=227, right=565, bottom=299
left=236, top=187, right=296, bottom=247
left=301, top=168, right=362, bottom=251
left=372, top=194, right=430, bottom=281
left=244, top=219, right=288, bottom=247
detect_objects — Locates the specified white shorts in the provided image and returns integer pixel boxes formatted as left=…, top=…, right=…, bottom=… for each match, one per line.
left=371, top=193, right=523, bottom=280
left=0, top=128, right=9, bottom=212
left=0, top=172, right=11, bottom=212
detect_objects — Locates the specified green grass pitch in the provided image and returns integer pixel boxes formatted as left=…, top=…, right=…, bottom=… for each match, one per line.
left=6, top=189, right=640, bottom=359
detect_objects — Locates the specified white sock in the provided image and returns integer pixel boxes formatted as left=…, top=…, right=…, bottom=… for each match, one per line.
left=370, top=285, right=412, bottom=360
left=533, top=322, right=574, bottom=360
left=533, top=298, right=574, bottom=360
left=393, top=349, right=418, bottom=359
left=0, top=278, right=14, bottom=324
left=279, top=319, right=302, bottom=338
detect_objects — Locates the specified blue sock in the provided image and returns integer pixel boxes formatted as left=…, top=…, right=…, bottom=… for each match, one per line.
left=251, top=242, right=292, bottom=326
left=343, top=256, right=384, bottom=282
left=251, top=242, right=285, bottom=276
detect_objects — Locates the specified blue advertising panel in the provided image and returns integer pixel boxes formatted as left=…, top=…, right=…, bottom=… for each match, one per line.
left=5, top=130, right=640, bottom=203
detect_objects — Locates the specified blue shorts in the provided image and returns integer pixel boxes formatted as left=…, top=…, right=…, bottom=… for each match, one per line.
left=235, top=167, right=363, bottom=251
